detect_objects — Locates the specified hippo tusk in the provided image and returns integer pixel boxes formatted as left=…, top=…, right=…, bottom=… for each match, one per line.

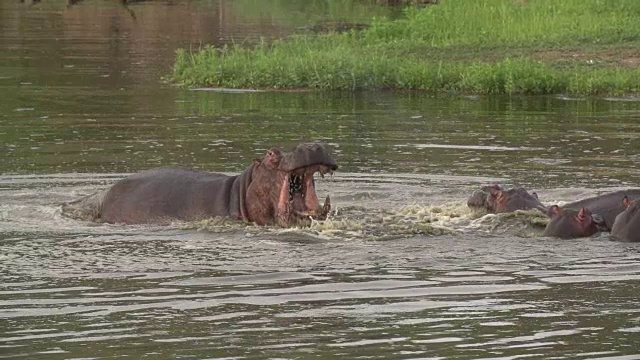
left=293, top=195, right=332, bottom=219
left=322, top=195, right=331, bottom=215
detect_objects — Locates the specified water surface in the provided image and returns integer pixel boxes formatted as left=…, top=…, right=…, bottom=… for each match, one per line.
left=1, top=1, right=640, bottom=359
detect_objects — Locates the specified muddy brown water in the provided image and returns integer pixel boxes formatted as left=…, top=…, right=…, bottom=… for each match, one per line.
left=2, top=1, right=640, bottom=359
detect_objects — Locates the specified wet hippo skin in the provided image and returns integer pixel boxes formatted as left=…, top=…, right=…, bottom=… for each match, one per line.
left=543, top=206, right=607, bottom=239
left=553, top=189, right=640, bottom=231
left=62, top=143, right=337, bottom=227
left=467, top=184, right=546, bottom=213
left=610, top=196, right=640, bottom=242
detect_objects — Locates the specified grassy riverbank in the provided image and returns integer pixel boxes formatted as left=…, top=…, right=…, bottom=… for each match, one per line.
left=173, top=0, right=640, bottom=95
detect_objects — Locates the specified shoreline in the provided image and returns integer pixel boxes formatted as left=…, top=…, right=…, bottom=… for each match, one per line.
left=172, top=0, right=640, bottom=96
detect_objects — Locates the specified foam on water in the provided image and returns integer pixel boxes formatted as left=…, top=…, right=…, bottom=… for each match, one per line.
left=2, top=173, right=640, bottom=358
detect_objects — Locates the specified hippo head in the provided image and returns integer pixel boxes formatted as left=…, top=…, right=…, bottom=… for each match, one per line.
left=467, top=185, right=495, bottom=209
left=246, top=143, right=337, bottom=227
left=611, top=196, right=640, bottom=242
left=543, top=206, right=607, bottom=239
left=468, top=184, right=545, bottom=213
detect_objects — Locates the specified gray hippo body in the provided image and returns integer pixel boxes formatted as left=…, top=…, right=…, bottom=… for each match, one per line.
left=467, top=184, right=546, bottom=213
left=542, top=189, right=640, bottom=239
left=556, top=189, right=640, bottom=230
left=88, top=168, right=250, bottom=224
left=543, top=206, right=607, bottom=239
left=62, top=143, right=337, bottom=227
left=611, top=197, right=640, bottom=242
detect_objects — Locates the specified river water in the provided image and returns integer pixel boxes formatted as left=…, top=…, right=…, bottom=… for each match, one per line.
left=2, top=1, right=640, bottom=359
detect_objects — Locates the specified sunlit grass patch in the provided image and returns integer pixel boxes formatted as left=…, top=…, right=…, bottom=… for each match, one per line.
left=173, top=0, right=640, bottom=95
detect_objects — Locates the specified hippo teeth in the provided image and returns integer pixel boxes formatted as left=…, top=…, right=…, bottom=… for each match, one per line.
left=319, top=169, right=335, bottom=179
left=288, top=174, right=304, bottom=199
left=322, top=195, right=331, bottom=214
left=315, top=165, right=335, bottom=176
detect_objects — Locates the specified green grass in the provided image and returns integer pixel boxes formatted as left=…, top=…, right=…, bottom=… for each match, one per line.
left=173, top=0, right=640, bottom=95
left=221, top=0, right=397, bottom=26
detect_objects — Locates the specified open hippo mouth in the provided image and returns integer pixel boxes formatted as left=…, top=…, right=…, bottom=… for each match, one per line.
left=287, top=164, right=336, bottom=220
left=279, top=143, right=338, bottom=222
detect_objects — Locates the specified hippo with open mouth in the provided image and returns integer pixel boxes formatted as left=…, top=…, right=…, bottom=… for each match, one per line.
left=467, top=184, right=546, bottom=213
left=62, top=142, right=337, bottom=227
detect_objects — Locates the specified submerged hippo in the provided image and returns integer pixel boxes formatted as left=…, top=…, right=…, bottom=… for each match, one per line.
left=610, top=196, right=640, bottom=242
left=543, top=206, right=607, bottom=239
left=552, top=189, right=640, bottom=231
left=467, top=184, right=546, bottom=213
left=62, top=143, right=337, bottom=227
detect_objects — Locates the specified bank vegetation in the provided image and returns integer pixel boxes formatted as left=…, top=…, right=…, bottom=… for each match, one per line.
left=173, top=0, right=640, bottom=95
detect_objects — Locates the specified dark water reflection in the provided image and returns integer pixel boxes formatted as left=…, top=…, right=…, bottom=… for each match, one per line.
left=2, top=1, right=640, bottom=359
left=4, top=88, right=640, bottom=187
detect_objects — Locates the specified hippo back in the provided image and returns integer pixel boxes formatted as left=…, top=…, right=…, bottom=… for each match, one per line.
left=99, top=167, right=253, bottom=224
left=610, top=198, right=640, bottom=242
left=561, top=189, right=640, bottom=230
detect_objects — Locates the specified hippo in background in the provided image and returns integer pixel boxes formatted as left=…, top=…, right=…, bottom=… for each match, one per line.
left=467, top=184, right=546, bottom=213
left=542, top=189, right=640, bottom=239
left=610, top=196, right=640, bottom=242
left=543, top=206, right=607, bottom=239
left=62, top=142, right=337, bottom=227
left=554, top=189, right=640, bottom=231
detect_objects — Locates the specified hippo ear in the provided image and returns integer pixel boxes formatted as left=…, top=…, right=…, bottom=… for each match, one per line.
left=623, top=196, right=631, bottom=208
left=577, top=207, right=591, bottom=221
left=489, top=186, right=502, bottom=198
left=547, top=205, right=562, bottom=217
left=532, top=192, right=538, bottom=199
